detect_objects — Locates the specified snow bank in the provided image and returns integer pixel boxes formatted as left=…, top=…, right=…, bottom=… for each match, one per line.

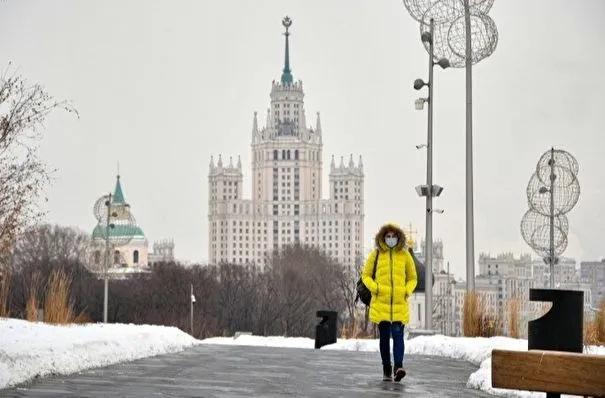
left=0, top=318, right=200, bottom=389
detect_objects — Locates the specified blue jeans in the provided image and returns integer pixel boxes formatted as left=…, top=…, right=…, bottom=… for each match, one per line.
left=378, top=321, right=405, bottom=367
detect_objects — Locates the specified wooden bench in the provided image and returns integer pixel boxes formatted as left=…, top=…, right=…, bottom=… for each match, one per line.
left=492, top=349, right=605, bottom=397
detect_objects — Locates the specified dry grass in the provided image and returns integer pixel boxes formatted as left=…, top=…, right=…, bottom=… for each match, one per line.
left=597, top=297, right=605, bottom=344
left=25, top=271, right=43, bottom=321
left=585, top=297, right=605, bottom=346
left=339, top=317, right=374, bottom=339
left=43, top=268, right=75, bottom=324
left=0, top=268, right=11, bottom=317
left=463, top=291, right=483, bottom=337
left=506, top=298, right=521, bottom=338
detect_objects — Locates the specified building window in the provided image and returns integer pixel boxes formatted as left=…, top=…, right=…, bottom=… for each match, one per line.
left=114, top=250, right=120, bottom=265
left=274, top=150, right=278, bottom=160
left=133, top=250, right=139, bottom=264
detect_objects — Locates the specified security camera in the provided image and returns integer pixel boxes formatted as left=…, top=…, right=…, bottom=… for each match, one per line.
left=414, top=98, right=426, bottom=110
left=416, top=144, right=427, bottom=149
left=427, top=208, right=445, bottom=214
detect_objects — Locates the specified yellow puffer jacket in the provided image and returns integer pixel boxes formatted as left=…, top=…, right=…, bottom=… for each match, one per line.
left=361, top=223, right=418, bottom=325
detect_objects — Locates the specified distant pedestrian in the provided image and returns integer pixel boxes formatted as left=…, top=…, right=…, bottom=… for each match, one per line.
left=361, top=222, right=418, bottom=381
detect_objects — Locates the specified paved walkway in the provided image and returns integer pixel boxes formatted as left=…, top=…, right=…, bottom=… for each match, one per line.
left=1, top=345, right=492, bottom=397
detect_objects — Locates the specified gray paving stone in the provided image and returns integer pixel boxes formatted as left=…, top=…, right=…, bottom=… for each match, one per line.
left=0, top=344, right=493, bottom=397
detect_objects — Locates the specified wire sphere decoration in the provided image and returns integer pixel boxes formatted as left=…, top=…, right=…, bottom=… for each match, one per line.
left=520, top=209, right=569, bottom=258
left=536, top=148, right=580, bottom=184
left=100, top=212, right=138, bottom=247
left=93, top=194, right=111, bottom=223
left=526, top=168, right=580, bottom=217
left=444, top=11, right=498, bottom=66
left=92, top=194, right=139, bottom=247
left=520, top=147, right=580, bottom=270
left=402, top=0, right=499, bottom=68
left=402, top=0, right=494, bottom=24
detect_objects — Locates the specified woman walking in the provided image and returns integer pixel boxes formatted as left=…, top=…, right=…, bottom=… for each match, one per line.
left=361, top=222, right=418, bottom=382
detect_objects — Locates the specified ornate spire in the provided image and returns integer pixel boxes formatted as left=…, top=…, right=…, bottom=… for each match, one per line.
left=252, top=111, right=258, bottom=134
left=237, top=155, right=242, bottom=169
left=112, top=174, right=127, bottom=205
left=266, top=107, right=271, bottom=130
left=280, top=16, right=293, bottom=85
left=316, top=112, right=322, bottom=132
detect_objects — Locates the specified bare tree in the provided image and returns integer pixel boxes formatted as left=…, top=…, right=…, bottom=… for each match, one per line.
left=338, top=252, right=364, bottom=326
left=12, top=224, right=90, bottom=271
left=0, top=66, right=78, bottom=258
left=264, top=244, right=347, bottom=337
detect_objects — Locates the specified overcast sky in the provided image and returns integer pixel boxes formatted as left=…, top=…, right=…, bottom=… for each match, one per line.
left=1, top=0, right=603, bottom=277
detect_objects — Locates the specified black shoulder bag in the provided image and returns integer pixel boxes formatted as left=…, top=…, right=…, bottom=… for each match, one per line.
left=355, top=249, right=379, bottom=306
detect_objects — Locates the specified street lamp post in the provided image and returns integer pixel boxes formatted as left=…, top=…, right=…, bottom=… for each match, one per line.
left=463, top=0, right=476, bottom=293
left=190, top=283, right=196, bottom=335
left=103, top=193, right=113, bottom=324
left=413, top=18, right=449, bottom=331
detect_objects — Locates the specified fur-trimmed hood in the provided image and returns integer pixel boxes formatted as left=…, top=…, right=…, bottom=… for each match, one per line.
left=374, top=222, right=407, bottom=251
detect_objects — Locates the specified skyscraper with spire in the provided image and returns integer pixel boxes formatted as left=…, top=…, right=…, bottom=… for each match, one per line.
left=208, top=17, right=364, bottom=269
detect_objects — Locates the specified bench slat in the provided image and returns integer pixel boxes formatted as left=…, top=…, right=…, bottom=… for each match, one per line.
left=492, top=349, right=605, bottom=397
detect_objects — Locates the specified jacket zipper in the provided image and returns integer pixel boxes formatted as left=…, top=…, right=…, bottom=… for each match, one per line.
left=390, top=249, right=393, bottom=321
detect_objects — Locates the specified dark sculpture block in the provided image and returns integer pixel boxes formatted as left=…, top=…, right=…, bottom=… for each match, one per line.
left=315, top=310, right=338, bottom=349
left=528, top=288, right=584, bottom=353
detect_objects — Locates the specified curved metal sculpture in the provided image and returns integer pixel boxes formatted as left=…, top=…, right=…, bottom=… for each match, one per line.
left=402, top=0, right=499, bottom=68
left=520, top=148, right=580, bottom=287
left=93, top=194, right=138, bottom=248
left=521, top=209, right=569, bottom=258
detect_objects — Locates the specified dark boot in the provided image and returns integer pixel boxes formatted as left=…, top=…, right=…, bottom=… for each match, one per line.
left=382, top=363, right=392, bottom=381
left=393, top=362, right=406, bottom=382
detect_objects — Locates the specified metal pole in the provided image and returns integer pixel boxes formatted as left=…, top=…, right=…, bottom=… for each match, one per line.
left=446, top=260, right=450, bottom=336
left=424, top=18, right=435, bottom=331
left=549, top=148, right=555, bottom=288
left=463, top=0, right=475, bottom=293
left=103, top=193, right=112, bottom=323
left=190, top=283, right=194, bottom=335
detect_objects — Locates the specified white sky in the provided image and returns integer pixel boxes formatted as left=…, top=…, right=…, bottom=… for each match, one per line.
left=1, top=0, right=604, bottom=277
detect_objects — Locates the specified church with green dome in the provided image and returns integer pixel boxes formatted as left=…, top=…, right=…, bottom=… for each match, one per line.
left=90, top=175, right=150, bottom=269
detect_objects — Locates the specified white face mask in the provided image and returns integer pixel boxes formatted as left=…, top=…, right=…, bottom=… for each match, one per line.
left=385, top=236, right=398, bottom=248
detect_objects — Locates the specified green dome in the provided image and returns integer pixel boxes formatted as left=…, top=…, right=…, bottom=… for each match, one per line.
left=92, top=224, right=145, bottom=239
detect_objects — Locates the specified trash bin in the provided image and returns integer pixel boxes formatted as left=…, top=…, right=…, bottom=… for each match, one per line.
left=315, top=310, right=338, bottom=349
left=528, top=288, right=583, bottom=353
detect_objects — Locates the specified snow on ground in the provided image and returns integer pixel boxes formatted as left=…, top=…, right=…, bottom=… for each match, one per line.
left=0, top=317, right=200, bottom=389
left=201, top=333, right=605, bottom=398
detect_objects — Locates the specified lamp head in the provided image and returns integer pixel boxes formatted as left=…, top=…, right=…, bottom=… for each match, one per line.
left=437, top=58, right=450, bottom=69
left=421, top=31, right=432, bottom=44
left=413, top=78, right=426, bottom=90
